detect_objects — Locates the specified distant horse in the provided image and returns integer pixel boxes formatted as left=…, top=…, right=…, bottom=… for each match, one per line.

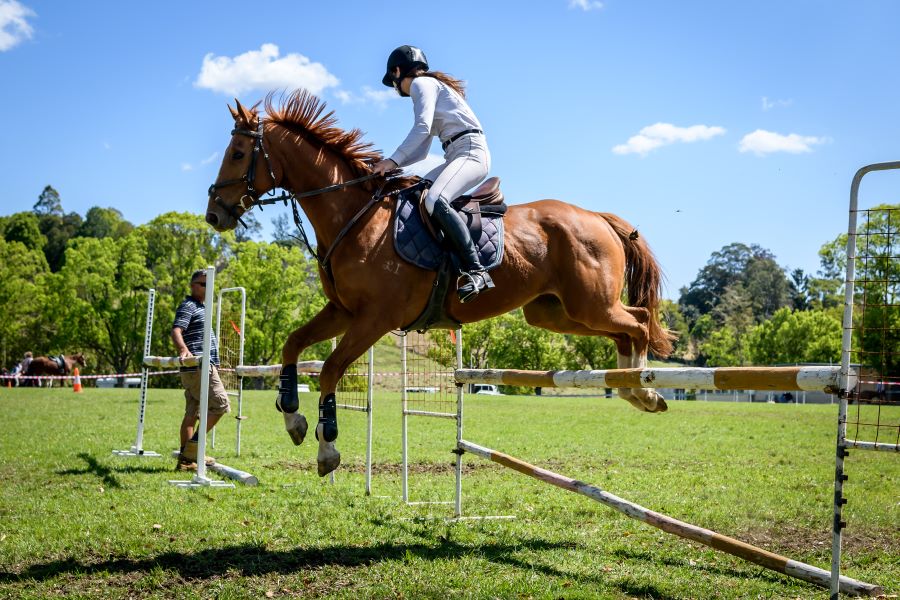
left=205, top=91, right=675, bottom=476
left=25, top=353, right=86, bottom=387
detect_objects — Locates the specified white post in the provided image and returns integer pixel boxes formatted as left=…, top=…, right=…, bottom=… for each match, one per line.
left=195, top=267, right=215, bottom=482
left=365, top=346, right=374, bottom=496
left=113, top=289, right=161, bottom=457
left=401, top=335, right=409, bottom=503
left=454, top=328, right=463, bottom=518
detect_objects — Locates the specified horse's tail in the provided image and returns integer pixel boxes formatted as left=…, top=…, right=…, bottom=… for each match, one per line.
left=599, top=213, right=676, bottom=358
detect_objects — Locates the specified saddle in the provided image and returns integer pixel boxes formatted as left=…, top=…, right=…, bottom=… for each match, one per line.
left=51, top=355, right=66, bottom=374
left=417, top=177, right=506, bottom=244
left=393, top=177, right=508, bottom=331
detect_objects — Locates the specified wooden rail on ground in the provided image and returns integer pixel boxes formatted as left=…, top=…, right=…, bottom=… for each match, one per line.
left=458, top=439, right=881, bottom=596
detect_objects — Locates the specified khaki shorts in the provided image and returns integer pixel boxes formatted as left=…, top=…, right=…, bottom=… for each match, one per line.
left=181, top=365, right=230, bottom=418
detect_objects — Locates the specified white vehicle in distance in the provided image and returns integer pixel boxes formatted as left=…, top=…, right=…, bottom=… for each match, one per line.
left=96, top=376, right=142, bottom=388
left=471, top=383, right=501, bottom=395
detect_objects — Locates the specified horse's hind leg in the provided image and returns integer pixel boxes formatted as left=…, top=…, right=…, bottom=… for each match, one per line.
left=314, top=318, right=387, bottom=477
left=523, top=297, right=657, bottom=412
left=277, top=302, right=351, bottom=446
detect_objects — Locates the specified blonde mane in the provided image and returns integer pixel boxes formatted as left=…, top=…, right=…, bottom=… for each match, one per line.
left=264, top=90, right=382, bottom=178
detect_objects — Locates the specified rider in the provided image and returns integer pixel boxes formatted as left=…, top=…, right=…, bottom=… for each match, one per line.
left=372, top=45, right=495, bottom=304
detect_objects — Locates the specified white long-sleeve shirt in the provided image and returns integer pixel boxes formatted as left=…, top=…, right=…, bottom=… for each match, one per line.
left=388, top=76, right=483, bottom=168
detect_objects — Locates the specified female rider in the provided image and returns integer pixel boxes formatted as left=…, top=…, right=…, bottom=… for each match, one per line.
left=372, top=45, right=494, bottom=303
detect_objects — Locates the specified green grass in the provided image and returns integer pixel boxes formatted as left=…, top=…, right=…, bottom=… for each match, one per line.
left=0, top=386, right=897, bottom=599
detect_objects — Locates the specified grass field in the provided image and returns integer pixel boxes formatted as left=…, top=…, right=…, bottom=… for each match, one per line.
left=0, top=385, right=897, bottom=599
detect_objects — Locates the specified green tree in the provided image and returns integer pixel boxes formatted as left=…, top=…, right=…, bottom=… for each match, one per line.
left=53, top=235, right=153, bottom=377
left=78, top=206, right=134, bottom=239
left=37, top=212, right=83, bottom=272
left=747, top=307, right=842, bottom=365
left=487, top=310, right=568, bottom=393
left=0, top=240, right=50, bottom=368
left=218, top=240, right=327, bottom=366
left=33, top=185, right=63, bottom=217
left=818, top=203, right=900, bottom=375
left=1, top=212, right=45, bottom=251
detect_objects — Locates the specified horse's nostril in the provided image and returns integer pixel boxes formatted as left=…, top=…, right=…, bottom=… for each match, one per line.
left=206, top=212, right=219, bottom=226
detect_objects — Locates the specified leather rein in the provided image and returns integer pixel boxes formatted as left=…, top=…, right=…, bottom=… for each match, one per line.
left=208, top=122, right=402, bottom=281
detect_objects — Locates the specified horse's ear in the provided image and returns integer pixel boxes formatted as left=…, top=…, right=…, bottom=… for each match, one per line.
left=228, top=103, right=239, bottom=120
left=235, top=99, right=251, bottom=124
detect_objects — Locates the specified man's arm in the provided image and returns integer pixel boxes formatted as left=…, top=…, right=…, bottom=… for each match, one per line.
left=172, top=327, right=192, bottom=358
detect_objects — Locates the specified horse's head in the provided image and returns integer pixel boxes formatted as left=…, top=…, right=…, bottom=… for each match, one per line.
left=72, top=353, right=86, bottom=368
left=206, top=100, right=279, bottom=232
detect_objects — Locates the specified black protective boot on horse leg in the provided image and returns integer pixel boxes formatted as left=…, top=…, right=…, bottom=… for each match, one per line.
left=430, top=198, right=495, bottom=303
left=275, top=363, right=308, bottom=445
left=315, top=393, right=340, bottom=476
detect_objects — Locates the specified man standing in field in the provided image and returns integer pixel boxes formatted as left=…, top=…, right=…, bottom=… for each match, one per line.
left=172, top=270, right=230, bottom=470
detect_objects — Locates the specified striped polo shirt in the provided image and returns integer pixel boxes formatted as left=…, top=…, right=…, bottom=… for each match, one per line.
left=173, top=296, right=219, bottom=371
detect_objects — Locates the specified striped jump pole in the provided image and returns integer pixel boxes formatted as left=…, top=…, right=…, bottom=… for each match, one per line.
left=457, top=439, right=881, bottom=597
left=455, top=366, right=850, bottom=393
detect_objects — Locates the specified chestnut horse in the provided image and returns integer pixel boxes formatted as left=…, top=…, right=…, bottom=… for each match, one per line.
left=205, top=91, right=674, bottom=476
left=24, top=353, right=86, bottom=387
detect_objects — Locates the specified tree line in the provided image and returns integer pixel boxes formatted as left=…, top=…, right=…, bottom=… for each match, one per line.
left=1, top=186, right=895, bottom=383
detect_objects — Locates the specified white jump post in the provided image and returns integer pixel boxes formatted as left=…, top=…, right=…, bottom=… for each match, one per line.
left=831, top=161, right=900, bottom=598
left=457, top=439, right=881, bottom=597
left=215, top=287, right=246, bottom=455
left=168, top=266, right=234, bottom=489
left=112, top=288, right=161, bottom=457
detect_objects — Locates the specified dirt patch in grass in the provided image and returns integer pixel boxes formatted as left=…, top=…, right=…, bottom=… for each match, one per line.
left=739, top=523, right=898, bottom=556
left=272, top=457, right=614, bottom=476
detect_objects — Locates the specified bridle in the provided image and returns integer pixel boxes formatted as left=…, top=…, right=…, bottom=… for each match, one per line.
left=207, top=121, right=287, bottom=228
left=207, top=119, right=405, bottom=281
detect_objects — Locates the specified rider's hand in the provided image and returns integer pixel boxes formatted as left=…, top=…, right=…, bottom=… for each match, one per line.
left=178, top=348, right=193, bottom=359
left=372, top=158, right=398, bottom=175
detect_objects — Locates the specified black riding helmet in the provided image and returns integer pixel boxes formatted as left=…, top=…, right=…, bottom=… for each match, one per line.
left=382, top=45, right=429, bottom=87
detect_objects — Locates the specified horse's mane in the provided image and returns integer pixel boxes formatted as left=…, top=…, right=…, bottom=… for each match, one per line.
left=264, top=90, right=382, bottom=179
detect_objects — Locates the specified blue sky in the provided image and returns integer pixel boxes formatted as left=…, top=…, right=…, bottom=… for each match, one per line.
left=2, top=0, right=899, bottom=299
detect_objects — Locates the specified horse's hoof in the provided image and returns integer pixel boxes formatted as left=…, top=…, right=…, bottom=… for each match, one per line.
left=317, top=442, right=341, bottom=477
left=284, top=412, right=308, bottom=445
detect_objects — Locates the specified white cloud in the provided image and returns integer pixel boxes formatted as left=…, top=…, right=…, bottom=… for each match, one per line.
left=335, top=86, right=397, bottom=108
left=0, top=0, right=35, bottom=52
left=613, top=122, right=726, bottom=157
left=200, top=152, right=219, bottom=166
left=182, top=152, right=221, bottom=172
left=738, top=129, right=827, bottom=156
left=569, top=0, right=604, bottom=10
left=195, top=43, right=339, bottom=96
left=762, top=96, right=793, bottom=111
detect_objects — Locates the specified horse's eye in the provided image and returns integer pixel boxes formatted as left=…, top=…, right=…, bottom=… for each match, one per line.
left=232, top=151, right=245, bottom=160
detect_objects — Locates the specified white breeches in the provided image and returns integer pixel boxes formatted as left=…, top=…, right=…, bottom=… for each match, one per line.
left=423, top=134, right=491, bottom=214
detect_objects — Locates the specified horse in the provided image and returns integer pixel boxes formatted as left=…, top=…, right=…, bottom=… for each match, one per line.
left=24, top=353, right=86, bottom=387
left=205, top=91, right=675, bottom=477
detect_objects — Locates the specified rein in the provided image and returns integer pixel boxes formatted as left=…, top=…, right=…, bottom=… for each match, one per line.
left=208, top=121, right=404, bottom=282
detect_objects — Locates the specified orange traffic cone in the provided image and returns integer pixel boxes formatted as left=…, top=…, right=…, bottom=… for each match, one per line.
left=73, top=367, right=83, bottom=393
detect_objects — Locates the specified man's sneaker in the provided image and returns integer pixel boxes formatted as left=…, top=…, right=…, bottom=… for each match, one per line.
left=182, top=440, right=216, bottom=466
left=176, top=454, right=197, bottom=471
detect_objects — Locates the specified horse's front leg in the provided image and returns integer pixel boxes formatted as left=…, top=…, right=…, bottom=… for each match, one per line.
left=276, top=302, right=351, bottom=446
left=314, top=320, right=388, bottom=477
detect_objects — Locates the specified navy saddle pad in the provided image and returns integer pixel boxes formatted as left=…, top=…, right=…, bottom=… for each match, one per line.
left=393, top=189, right=505, bottom=271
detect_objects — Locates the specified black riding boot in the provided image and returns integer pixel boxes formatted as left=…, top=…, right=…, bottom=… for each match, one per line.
left=430, top=198, right=495, bottom=303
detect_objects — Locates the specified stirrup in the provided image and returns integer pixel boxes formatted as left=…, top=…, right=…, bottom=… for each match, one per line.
left=457, top=270, right=494, bottom=303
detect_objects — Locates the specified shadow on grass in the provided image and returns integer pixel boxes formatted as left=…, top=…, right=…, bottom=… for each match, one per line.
left=55, top=453, right=170, bottom=488
left=0, top=537, right=667, bottom=598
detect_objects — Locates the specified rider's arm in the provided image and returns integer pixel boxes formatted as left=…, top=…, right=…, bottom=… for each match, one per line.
left=389, top=77, right=437, bottom=167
